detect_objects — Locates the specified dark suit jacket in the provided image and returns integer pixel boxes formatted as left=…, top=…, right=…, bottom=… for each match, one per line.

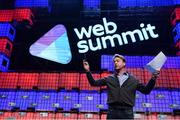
left=86, top=71, right=156, bottom=107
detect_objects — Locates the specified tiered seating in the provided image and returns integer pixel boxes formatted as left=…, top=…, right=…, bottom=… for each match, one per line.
left=80, top=73, right=100, bottom=91
left=0, top=112, right=13, bottom=120
left=0, top=68, right=179, bottom=113
left=11, top=112, right=35, bottom=120
left=38, top=73, right=59, bottom=90
left=59, top=72, right=79, bottom=90
left=35, top=90, right=57, bottom=111
left=0, top=73, right=18, bottom=89
left=0, top=90, right=16, bottom=110
left=156, top=69, right=170, bottom=88
left=100, top=113, right=107, bottom=120
left=100, top=91, right=108, bottom=110
left=168, top=69, right=180, bottom=88
left=55, top=113, right=78, bottom=120
left=171, top=90, right=180, bottom=110
left=78, top=113, right=100, bottom=120
left=33, top=112, right=55, bottom=119
left=14, top=90, right=37, bottom=110
left=133, top=91, right=146, bottom=112
left=0, top=68, right=180, bottom=90
left=18, top=73, right=38, bottom=89
left=79, top=91, right=100, bottom=112
left=0, top=89, right=178, bottom=113
left=146, top=90, right=172, bottom=113
left=57, top=90, right=78, bottom=111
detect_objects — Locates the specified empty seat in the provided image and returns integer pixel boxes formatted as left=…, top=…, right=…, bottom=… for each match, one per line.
left=146, top=89, right=172, bottom=113
left=0, top=90, right=16, bottom=110
left=55, top=113, right=78, bottom=119
left=78, top=113, right=100, bottom=120
left=59, top=72, right=79, bottom=90
left=79, top=91, right=100, bottom=112
left=0, top=72, right=18, bottom=89
left=38, top=73, right=59, bottom=90
left=57, top=90, right=78, bottom=111
left=18, top=73, right=39, bottom=89
left=15, top=90, right=37, bottom=110
left=80, top=73, right=100, bottom=91
left=36, top=90, right=57, bottom=111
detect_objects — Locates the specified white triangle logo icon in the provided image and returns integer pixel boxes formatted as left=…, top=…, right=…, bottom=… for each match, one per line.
left=29, top=25, right=72, bottom=64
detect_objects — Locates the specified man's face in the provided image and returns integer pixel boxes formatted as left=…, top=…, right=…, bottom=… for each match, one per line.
left=113, top=57, right=125, bottom=70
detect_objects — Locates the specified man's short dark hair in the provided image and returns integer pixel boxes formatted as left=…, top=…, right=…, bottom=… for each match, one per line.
left=113, top=54, right=126, bottom=62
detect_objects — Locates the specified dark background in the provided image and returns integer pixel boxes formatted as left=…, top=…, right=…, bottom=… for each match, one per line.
left=9, top=7, right=177, bottom=71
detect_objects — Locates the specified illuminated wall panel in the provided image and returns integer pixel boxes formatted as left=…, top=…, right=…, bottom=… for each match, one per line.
left=172, top=23, right=180, bottom=44
left=171, top=8, right=180, bottom=26
left=118, top=0, right=175, bottom=8
left=0, top=9, right=34, bottom=26
left=0, top=10, right=13, bottom=22
left=0, top=23, right=16, bottom=42
left=14, top=9, right=34, bottom=25
left=101, top=55, right=180, bottom=71
left=83, top=0, right=100, bottom=10
left=15, top=0, right=49, bottom=7
left=0, top=38, right=13, bottom=57
left=175, top=41, right=180, bottom=56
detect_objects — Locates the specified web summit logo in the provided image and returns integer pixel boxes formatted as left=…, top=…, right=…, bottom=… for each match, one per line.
left=29, top=25, right=72, bottom=64
left=29, top=18, right=159, bottom=64
left=74, top=17, right=159, bottom=53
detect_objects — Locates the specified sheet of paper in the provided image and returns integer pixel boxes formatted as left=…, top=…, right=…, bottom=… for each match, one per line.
left=144, top=51, right=167, bottom=73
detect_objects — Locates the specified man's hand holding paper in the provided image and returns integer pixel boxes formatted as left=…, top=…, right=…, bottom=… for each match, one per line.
left=151, top=71, right=160, bottom=80
left=144, top=51, right=167, bottom=74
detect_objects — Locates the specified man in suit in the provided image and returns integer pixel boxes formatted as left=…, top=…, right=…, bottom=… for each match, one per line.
left=83, top=54, right=160, bottom=119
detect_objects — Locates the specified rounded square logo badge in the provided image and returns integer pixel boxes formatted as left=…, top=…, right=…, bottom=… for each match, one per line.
left=29, top=25, right=72, bottom=64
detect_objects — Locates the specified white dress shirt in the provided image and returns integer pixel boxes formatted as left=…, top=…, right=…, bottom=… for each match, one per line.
left=117, top=73, right=129, bottom=87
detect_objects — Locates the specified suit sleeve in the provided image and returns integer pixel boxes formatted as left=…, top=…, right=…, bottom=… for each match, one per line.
left=136, top=77, right=156, bottom=94
left=86, top=71, right=107, bottom=87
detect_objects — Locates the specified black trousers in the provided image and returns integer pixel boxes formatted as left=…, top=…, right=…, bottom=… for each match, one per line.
left=107, top=107, right=134, bottom=120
